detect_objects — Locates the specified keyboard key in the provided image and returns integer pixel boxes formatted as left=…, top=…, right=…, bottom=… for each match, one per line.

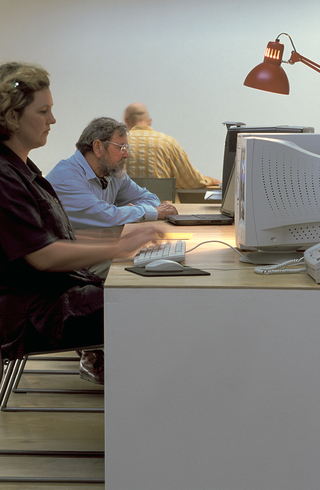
left=134, top=240, right=186, bottom=267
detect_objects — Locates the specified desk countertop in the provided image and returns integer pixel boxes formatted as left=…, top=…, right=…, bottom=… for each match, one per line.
left=176, top=185, right=220, bottom=193
left=105, top=203, right=320, bottom=291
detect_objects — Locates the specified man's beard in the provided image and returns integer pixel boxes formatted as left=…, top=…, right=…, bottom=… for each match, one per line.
left=99, top=157, right=127, bottom=179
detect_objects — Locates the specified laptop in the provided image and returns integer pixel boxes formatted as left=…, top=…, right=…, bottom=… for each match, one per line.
left=219, top=161, right=235, bottom=218
left=165, top=213, right=233, bottom=226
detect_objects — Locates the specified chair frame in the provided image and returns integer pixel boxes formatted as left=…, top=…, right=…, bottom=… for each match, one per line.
left=0, top=344, right=105, bottom=484
left=11, top=352, right=103, bottom=399
left=0, top=347, right=104, bottom=413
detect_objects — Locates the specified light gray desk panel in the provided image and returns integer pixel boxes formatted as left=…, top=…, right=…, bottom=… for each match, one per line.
left=104, top=287, right=320, bottom=490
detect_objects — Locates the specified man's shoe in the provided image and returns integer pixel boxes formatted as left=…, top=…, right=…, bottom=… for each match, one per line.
left=79, top=350, right=104, bottom=385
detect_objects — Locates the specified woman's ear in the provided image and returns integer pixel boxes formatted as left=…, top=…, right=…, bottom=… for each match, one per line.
left=8, top=109, right=19, bottom=124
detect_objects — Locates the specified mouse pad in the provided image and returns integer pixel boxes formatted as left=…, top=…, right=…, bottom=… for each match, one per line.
left=125, top=266, right=210, bottom=277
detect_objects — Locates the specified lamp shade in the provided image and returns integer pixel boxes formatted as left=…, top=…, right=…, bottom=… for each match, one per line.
left=244, top=40, right=290, bottom=95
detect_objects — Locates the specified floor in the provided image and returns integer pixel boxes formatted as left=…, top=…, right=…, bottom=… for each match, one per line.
left=0, top=352, right=105, bottom=489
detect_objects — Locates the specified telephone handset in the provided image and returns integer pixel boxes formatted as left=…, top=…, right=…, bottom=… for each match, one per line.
left=304, top=243, right=320, bottom=283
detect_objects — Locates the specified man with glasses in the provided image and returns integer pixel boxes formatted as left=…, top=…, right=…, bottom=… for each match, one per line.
left=124, top=103, right=221, bottom=188
left=47, top=117, right=178, bottom=234
left=46, top=117, right=178, bottom=384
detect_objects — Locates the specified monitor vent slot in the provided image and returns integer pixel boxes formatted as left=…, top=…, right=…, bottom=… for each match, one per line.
left=260, top=144, right=320, bottom=221
left=287, top=225, right=320, bottom=242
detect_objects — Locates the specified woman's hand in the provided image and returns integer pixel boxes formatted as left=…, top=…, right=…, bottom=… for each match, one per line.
left=114, top=225, right=163, bottom=257
left=24, top=226, right=164, bottom=272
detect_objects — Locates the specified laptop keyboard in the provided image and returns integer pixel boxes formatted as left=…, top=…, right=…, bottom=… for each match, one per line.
left=134, top=240, right=186, bottom=267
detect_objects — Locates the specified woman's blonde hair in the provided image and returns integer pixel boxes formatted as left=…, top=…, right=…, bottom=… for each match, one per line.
left=0, top=61, right=50, bottom=141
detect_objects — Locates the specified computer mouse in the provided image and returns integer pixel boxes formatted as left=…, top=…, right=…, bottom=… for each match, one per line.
left=145, top=259, right=184, bottom=272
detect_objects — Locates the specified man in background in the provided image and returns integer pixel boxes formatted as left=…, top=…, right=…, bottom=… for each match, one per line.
left=47, top=117, right=177, bottom=237
left=46, top=117, right=177, bottom=384
left=124, top=102, right=221, bottom=189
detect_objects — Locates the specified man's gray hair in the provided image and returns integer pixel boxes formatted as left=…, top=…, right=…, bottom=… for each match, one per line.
left=76, top=117, right=128, bottom=155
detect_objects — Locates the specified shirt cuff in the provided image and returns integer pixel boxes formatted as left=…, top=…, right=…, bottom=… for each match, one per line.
left=143, top=207, right=159, bottom=221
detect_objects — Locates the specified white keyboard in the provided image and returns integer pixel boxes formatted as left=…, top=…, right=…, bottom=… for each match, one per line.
left=134, top=240, right=186, bottom=267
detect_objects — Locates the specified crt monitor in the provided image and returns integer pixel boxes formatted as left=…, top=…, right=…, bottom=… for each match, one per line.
left=220, top=123, right=314, bottom=217
left=235, top=133, right=320, bottom=264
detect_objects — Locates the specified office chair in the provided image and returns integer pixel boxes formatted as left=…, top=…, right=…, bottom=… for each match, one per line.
left=131, top=177, right=176, bottom=202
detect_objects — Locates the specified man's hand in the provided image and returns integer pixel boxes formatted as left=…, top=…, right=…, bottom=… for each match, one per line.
left=206, top=177, right=222, bottom=186
left=127, top=201, right=178, bottom=219
left=156, top=201, right=178, bottom=220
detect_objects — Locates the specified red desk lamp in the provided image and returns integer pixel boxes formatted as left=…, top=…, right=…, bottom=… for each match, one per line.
left=244, top=33, right=320, bottom=95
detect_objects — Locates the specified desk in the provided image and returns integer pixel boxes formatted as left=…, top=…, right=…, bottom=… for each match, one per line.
left=104, top=204, right=320, bottom=490
left=176, top=186, right=221, bottom=203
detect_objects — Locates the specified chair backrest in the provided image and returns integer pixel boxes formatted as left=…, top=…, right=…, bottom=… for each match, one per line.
left=131, top=177, right=176, bottom=203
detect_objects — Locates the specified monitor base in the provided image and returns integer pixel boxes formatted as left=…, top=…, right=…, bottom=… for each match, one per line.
left=239, top=250, right=304, bottom=265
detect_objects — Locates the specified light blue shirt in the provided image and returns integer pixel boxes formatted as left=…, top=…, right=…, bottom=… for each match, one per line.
left=46, top=150, right=161, bottom=229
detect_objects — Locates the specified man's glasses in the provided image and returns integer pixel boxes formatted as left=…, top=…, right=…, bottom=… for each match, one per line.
left=103, top=141, right=130, bottom=153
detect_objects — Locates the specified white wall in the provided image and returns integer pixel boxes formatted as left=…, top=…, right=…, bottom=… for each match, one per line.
left=1, top=0, right=319, bottom=177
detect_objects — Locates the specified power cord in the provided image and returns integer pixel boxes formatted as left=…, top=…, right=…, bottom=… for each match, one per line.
left=186, top=240, right=248, bottom=260
left=186, top=240, right=306, bottom=275
left=186, top=240, right=256, bottom=270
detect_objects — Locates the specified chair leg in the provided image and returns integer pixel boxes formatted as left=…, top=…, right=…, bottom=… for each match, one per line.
left=24, top=353, right=80, bottom=374
left=0, top=351, right=105, bottom=484
left=0, top=449, right=104, bottom=484
left=0, top=477, right=104, bottom=484
left=1, top=357, right=104, bottom=413
left=0, top=359, right=12, bottom=405
left=0, top=359, right=22, bottom=410
left=13, top=354, right=104, bottom=395
left=11, top=355, right=28, bottom=391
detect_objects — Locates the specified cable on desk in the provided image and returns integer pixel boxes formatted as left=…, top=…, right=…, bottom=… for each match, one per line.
left=254, top=258, right=306, bottom=275
left=186, top=240, right=248, bottom=260
left=203, top=266, right=256, bottom=271
left=185, top=240, right=256, bottom=271
left=186, top=240, right=307, bottom=275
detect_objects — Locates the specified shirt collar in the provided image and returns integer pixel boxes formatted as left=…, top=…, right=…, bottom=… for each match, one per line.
left=130, top=125, right=154, bottom=131
left=73, top=150, right=110, bottom=188
left=98, top=176, right=109, bottom=189
left=0, top=142, right=42, bottom=182
left=74, top=150, right=98, bottom=181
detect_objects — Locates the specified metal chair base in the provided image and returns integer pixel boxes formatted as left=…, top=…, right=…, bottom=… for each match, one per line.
left=0, top=346, right=104, bottom=412
left=0, top=448, right=105, bottom=483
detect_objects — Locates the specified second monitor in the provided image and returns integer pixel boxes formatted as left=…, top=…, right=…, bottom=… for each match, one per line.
left=220, top=123, right=314, bottom=217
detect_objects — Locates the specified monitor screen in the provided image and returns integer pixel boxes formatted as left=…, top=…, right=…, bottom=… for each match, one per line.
left=220, top=124, right=314, bottom=218
left=235, top=133, right=320, bottom=264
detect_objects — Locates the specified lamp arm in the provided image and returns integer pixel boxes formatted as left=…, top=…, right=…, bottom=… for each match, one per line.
left=288, top=51, right=320, bottom=74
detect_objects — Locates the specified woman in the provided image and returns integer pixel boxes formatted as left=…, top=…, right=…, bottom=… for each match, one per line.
left=0, top=61, right=156, bottom=383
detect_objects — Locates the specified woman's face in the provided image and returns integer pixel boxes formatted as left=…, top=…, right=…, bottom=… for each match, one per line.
left=14, top=88, right=56, bottom=152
